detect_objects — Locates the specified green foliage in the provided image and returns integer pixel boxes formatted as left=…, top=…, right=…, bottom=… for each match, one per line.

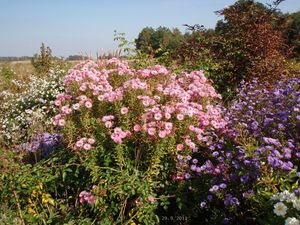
left=285, top=11, right=300, bottom=58
left=0, top=146, right=94, bottom=224
left=135, top=26, right=184, bottom=58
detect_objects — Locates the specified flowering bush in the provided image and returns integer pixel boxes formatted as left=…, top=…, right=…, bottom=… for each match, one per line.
left=0, top=66, right=66, bottom=144
left=51, top=58, right=226, bottom=224
left=219, top=77, right=300, bottom=224
left=227, top=78, right=300, bottom=172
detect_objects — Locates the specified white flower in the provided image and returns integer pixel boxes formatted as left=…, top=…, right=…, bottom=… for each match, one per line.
left=292, top=198, right=300, bottom=211
left=281, top=191, right=290, bottom=201
left=274, top=202, right=288, bottom=217
left=287, top=193, right=296, bottom=203
left=285, top=217, right=300, bottom=225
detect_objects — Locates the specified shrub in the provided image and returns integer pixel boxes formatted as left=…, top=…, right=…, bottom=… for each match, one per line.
left=51, top=58, right=226, bottom=224
left=31, top=43, right=53, bottom=75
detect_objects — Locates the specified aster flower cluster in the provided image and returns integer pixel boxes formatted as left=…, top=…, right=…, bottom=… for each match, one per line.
left=184, top=133, right=261, bottom=211
left=227, top=78, right=300, bottom=171
left=227, top=77, right=299, bottom=138
left=73, top=137, right=95, bottom=150
left=0, top=66, right=66, bottom=144
left=79, top=191, right=95, bottom=205
left=15, top=132, right=62, bottom=158
left=271, top=190, right=300, bottom=225
left=52, top=58, right=226, bottom=153
left=255, top=137, right=299, bottom=171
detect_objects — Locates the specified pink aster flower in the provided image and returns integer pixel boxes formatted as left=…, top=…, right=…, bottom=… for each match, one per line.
left=142, top=100, right=150, bottom=106
left=79, top=95, right=87, bottom=101
left=121, top=107, right=128, bottom=115
left=97, top=95, right=105, bottom=101
left=158, top=130, right=166, bottom=138
left=189, top=125, right=195, bottom=131
left=76, top=139, right=84, bottom=148
left=112, top=135, right=122, bottom=144
left=165, top=122, right=173, bottom=130
left=176, top=114, right=184, bottom=121
left=79, top=85, right=87, bottom=91
left=72, top=103, right=80, bottom=110
left=54, top=114, right=62, bottom=120
left=85, top=101, right=92, bottom=109
left=87, top=138, right=95, bottom=145
left=54, top=100, right=61, bottom=106
left=65, top=108, right=72, bottom=115
left=105, top=121, right=113, bottom=128
left=133, top=124, right=141, bottom=132
left=83, top=143, right=92, bottom=150
left=147, top=127, right=156, bottom=136
left=58, top=119, right=66, bottom=127
left=177, top=144, right=184, bottom=151
left=147, top=195, right=155, bottom=204
left=120, top=131, right=127, bottom=139
left=87, top=195, right=95, bottom=204
left=154, top=113, right=162, bottom=120
left=79, top=191, right=95, bottom=205
left=164, top=112, right=171, bottom=120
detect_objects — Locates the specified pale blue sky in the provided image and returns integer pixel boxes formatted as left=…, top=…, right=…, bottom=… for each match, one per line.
left=0, top=0, right=299, bottom=57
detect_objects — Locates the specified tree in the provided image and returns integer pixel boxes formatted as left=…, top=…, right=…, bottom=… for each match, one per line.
left=135, top=26, right=184, bottom=57
left=31, top=43, right=53, bottom=74
left=286, top=11, right=300, bottom=57
left=135, top=27, right=155, bottom=56
left=213, top=0, right=288, bottom=90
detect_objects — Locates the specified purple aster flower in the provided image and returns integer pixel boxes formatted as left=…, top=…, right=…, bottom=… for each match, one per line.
left=225, top=152, right=232, bottom=159
left=177, top=155, right=183, bottom=161
left=207, top=195, right=213, bottom=201
left=209, top=145, right=215, bottom=150
left=224, top=194, right=232, bottom=206
left=200, top=201, right=207, bottom=208
left=184, top=173, right=191, bottom=179
left=212, top=151, right=219, bottom=157
left=217, top=156, right=224, bottom=163
left=222, top=218, right=230, bottom=224
left=192, top=159, right=198, bottom=164
left=281, top=161, right=293, bottom=171
left=209, top=185, right=219, bottom=193
left=219, top=183, right=227, bottom=189
left=230, top=197, right=240, bottom=205
left=263, top=137, right=281, bottom=147
left=250, top=121, right=259, bottom=130
left=217, top=143, right=223, bottom=149
left=240, top=175, right=249, bottom=183
left=190, top=165, right=197, bottom=171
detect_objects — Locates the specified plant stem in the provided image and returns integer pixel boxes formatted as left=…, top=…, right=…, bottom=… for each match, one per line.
left=13, top=190, right=26, bottom=225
